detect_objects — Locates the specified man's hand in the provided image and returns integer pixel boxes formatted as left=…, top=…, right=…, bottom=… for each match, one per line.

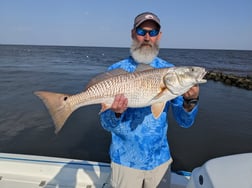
left=182, top=85, right=200, bottom=111
left=111, top=94, right=128, bottom=117
left=183, top=84, right=199, bottom=99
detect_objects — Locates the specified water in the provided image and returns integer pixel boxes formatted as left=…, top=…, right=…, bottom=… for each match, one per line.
left=0, top=44, right=251, bottom=171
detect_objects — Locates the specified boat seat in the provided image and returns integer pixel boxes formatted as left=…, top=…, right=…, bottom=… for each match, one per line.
left=186, top=153, right=252, bottom=188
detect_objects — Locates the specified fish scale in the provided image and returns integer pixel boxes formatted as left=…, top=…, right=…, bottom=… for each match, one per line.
left=87, top=69, right=163, bottom=106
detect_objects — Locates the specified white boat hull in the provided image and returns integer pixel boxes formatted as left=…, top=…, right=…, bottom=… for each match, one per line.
left=0, top=152, right=189, bottom=188
left=0, top=153, right=111, bottom=188
left=2, top=152, right=251, bottom=188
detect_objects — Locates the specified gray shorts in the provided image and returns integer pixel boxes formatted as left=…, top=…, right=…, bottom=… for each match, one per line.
left=103, top=159, right=172, bottom=188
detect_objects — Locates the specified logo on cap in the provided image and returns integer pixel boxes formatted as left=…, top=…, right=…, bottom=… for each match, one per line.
left=145, top=15, right=154, bottom=19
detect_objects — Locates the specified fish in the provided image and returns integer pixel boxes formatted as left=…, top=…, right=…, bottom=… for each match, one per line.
left=34, top=65, right=207, bottom=133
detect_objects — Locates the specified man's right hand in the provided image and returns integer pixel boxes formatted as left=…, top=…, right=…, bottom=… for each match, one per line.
left=111, top=94, right=128, bottom=116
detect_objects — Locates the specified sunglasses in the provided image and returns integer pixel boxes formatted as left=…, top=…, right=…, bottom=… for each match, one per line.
left=136, top=27, right=160, bottom=37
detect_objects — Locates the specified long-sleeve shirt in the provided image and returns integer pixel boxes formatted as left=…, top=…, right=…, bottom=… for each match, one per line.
left=100, top=56, right=198, bottom=170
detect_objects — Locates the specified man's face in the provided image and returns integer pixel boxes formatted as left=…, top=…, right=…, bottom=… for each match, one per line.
left=130, top=20, right=162, bottom=64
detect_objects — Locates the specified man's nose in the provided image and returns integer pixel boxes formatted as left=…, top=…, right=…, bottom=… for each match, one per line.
left=144, top=33, right=150, bottom=41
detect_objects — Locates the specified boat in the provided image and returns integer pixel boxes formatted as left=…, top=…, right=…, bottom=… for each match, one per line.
left=0, top=152, right=251, bottom=187
left=0, top=152, right=189, bottom=188
left=187, top=152, right=252, bottom=188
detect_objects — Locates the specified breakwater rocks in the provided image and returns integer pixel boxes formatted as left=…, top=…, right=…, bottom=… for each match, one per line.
left=204, top=71, right=252, bottom=90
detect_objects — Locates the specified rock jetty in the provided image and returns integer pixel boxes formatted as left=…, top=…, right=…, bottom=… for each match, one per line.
left=204, top=71, right=252, bottom=90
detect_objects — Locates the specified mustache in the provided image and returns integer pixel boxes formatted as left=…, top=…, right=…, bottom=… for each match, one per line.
left=134, top=41, right=153, bottom=50
left=141, top=41, right=153, bottom=46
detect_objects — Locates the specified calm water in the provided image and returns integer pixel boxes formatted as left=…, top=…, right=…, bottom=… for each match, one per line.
left=0, top=45, right=251, bottom=171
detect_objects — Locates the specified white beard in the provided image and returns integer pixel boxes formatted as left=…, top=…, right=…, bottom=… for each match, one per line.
left=130, top=40, right=159, bottom=64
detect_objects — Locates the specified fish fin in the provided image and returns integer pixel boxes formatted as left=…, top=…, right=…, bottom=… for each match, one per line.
left=99, top=103, right=111, bottom=114
left=34, top=91, right=73, bottom=134
left=152, top=87, right=168, bottom=100
left=86, top=69, right=128, bottom=89
left=151, top=102, right=166, bottom=119
left=86, top=64, right=153, bottom=89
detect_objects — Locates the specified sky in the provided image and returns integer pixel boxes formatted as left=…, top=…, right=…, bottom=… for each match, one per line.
left=0, top=0, right=252, bottom=50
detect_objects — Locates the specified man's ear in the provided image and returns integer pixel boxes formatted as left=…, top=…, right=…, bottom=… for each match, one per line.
left=131, top=29, right=135, bottom=39
left=157, top=31, right=162, bottom=40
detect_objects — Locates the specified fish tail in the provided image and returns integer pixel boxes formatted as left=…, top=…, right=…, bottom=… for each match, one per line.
left=34, top=91, right=73, bottom=134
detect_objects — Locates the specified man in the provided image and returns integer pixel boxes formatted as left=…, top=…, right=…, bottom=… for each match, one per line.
left=100, top=12, right=199, bottom=188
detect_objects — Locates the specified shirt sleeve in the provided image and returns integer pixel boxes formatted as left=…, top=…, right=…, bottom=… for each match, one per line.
left=170, top=96, right=198, bottom=128
left=100, top=109, right=129, bottom=135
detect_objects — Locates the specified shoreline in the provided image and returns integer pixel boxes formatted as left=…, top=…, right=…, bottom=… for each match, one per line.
left=204, top=71, right=252, bottom=90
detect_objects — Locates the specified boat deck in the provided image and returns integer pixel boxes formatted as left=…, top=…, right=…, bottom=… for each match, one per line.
left=0, top=153, right=189, bottom=188
left=0, top=153, right=111, bottom=188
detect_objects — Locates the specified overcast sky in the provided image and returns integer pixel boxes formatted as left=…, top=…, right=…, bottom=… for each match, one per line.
left=0, top=0, right=251, bottom=50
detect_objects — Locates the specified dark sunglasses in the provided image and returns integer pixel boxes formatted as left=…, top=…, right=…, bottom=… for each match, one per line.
left=136, top=27, right=160, bottom=37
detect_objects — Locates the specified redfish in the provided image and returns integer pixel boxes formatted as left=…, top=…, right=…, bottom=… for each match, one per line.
left=35, top=66, right=207, bottom=133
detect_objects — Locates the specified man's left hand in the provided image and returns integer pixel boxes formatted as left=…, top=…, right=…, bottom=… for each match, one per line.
left=183, top=84, right=199, bottom=99
left=182, top=85, right=200, bottom=111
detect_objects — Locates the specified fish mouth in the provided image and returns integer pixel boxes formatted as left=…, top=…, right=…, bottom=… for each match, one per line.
left=198, top=69, right=208, bottom=83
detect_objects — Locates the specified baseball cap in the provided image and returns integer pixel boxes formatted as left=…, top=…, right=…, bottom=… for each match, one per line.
left=134, top=12, right=161, bottom=29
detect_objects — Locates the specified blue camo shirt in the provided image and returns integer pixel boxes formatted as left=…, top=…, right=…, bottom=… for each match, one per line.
left=100, top=56, right=198, bottom=170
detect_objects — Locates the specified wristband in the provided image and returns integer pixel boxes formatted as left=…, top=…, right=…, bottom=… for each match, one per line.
left=183, top=96, right=199, bottom=105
